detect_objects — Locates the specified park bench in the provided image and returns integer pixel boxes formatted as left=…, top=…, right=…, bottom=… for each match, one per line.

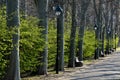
left=75, top=57, right=83, bottom=67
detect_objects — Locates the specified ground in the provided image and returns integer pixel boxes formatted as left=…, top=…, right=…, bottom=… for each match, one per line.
left=22, top=48, right=120, bottom=80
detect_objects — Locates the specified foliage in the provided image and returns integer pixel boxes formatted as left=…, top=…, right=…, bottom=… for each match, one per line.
left=64, top=24, right=71, bottom=64
left=48, top=19, right=57, bottom=68
left=83, top=30, right=95, bottom=59
left=19, top=17, right=44, bottom=74
left=0, top=15, right=44, bottom=79
left=48, top=19, right=71, bottom=68
left=48, top=19, right=96, bottom=67
left=0, top=11, right=12, bottom=79
left=112, top=37, right=119, bottom=49
left=0, top=5, right=118, bottom=79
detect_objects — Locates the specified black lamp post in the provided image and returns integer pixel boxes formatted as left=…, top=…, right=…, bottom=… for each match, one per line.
left=94, top=24, right=98, bottom=59
left=53, top=5, right=63, bottom=16
left=115, top=32, right=117, bottom=50
left=53, top=5, right=63, bottom=74
left=107, top=27, right=111, bottom=54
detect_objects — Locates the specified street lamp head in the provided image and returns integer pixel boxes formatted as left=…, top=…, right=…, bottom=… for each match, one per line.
left=53, top=5, right=63, bottom=16
left=107, top=27, right=111, bottom=34
left=94, top=24, right=97, bottom=30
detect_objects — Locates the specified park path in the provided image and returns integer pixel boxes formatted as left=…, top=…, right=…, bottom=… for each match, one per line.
left=23, top=51, right=120, bottom=80
left=56, top=51, right=120, bottom=80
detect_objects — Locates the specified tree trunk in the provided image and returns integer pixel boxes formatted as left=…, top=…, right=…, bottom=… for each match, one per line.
left=115, top=0, right=119, bottom=48
left=5, top=0, right=21, bottom=80
left=103, top=1, right=109, bottom=54
left=77, top=0, right=90, bottom=65
left=34, top=0, right=48, bottom=75
left=109, top=1, right=115, bottom=51
left=93, top=0, right=102, bottom=59
left=20, top=0, right=27, bottom=18
left=68, top=0, right=77, bottom=68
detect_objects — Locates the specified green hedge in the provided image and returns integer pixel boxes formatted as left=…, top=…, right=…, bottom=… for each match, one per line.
left=83, top=30, right=95, bottom=59
left=20, top=17, right=44, bottom=73
left=0, top=12, right=12, bottom=79
left=0, top=15, right=44, bottom=79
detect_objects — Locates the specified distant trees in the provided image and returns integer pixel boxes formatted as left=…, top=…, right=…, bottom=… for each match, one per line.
left=93, top=0, right=120, bottom=57
left=93, top=0, right=103, bottom=59
left=115, top=0, right=119, bottom=47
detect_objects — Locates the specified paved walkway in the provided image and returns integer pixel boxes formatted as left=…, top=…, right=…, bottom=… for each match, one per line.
left=23, top=51, right=120, bottom=80
left=57, top=52, right=120, bottom=80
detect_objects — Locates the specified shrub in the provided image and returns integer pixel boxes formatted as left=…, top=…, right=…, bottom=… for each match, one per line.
left=0, top=16, right=44, bottom=79
left=83, top=30, right=95, bottom=59
left=20, top=17, right=44, bottom=74
left=0, top=12, right=12, bottom=79
left=48, top=19, right=57, bottom=68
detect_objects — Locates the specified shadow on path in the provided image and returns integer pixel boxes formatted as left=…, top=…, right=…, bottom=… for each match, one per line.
left=59, top=52, right=120, bottom=80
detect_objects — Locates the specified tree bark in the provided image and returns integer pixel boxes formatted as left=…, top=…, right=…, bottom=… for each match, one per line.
left=68, top=0, right=77, bottom=68
left=77, top=0, right=90, bottom=64
left=93, top=0, right=103, bottom=58
left=5, top=0, right=21, bottom=80
left=108, top=1, right=115, bottom=50
left=34, top=0, right=48, bottom=75
left=20, top=0, right=27, bottom=18
left=103, top=0, right=110, bottom=54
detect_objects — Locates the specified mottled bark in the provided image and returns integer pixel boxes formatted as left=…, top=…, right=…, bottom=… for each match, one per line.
left=5, top=0, right=21, bottom=80
left=68, top=0, right=77, bottom=68
left=108, top=1, right=115, bottom=50
left=34, top=0, right=48, bottom=75
left=77, top=0, right=90, bottom=63
left=20, top=0, right=27, bottom=18
left=93, top=0, right=103, bottom=58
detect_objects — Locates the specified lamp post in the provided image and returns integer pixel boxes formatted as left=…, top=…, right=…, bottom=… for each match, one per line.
left=107, top=27, right=111, bottom=54
left=94, top=24, right=98, bottom=59
left=115, top=32, right=117, bottom=51
left=53, top=5, right=63, bottom=16
left=53, top=5, right=63, bottom=74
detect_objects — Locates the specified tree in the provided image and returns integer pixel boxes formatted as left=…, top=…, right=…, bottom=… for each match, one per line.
left=68, top=0, right=77, bottom=67
left=114, top=0, right=119, bottom=48
left=19, top=0, right=27, bottom=18
left=34, top=0, right=48, bottom=75
left=103, top=0, right=110, bottom=54
left=77, top=0, right=91, bottom=66
left=93, top=0, right=103, bottom=59
left=5, top=0, right=21, bottom=80
left=109, top=1, right=114, bottom=50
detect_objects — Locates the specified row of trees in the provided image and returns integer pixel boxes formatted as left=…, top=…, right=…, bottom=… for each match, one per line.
left=0, top=0, right=119, bottom=80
